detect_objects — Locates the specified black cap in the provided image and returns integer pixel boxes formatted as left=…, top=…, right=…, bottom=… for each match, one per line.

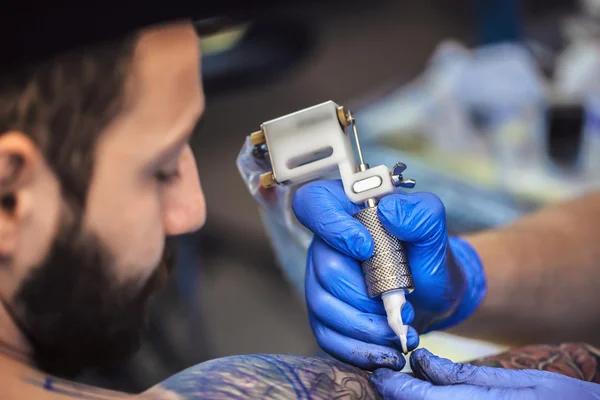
left=0, top=0, right=279, bottom=71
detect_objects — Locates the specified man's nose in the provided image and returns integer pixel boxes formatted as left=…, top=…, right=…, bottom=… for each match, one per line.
left=163, top=146, right=206, bottom=236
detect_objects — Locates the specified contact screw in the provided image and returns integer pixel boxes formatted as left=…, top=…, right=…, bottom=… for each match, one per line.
left=391, top=162, right=416, bottom=189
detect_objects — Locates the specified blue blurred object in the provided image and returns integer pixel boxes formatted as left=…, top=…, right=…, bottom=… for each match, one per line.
left=475, top=0, right=523, bottom=45
left=370, top=348, right=600, bottom=399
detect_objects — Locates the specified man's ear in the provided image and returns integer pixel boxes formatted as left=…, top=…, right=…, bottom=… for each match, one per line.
left=0, top=132, right=40, bottom=263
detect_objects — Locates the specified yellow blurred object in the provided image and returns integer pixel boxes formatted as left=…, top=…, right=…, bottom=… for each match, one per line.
left=418, top=332, right=509, bottom=363
left=198, top=24, right=250, bottom=55
left=379, top=132, right=573, bottom=204
left=380, top=135, right=497, bottom=188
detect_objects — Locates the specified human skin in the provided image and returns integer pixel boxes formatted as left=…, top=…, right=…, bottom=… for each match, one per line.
left=454, top=192, right=600, bottom=347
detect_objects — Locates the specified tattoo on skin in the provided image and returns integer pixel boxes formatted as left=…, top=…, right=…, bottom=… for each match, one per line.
left=156, top=354, right=377, bottom=400
left=20, top=355, right=376, bottom=400
left=470, top=342, right=600, bottom=384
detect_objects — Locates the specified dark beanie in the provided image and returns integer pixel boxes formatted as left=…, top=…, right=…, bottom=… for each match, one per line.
left=0, top=0, right=278, bottom=71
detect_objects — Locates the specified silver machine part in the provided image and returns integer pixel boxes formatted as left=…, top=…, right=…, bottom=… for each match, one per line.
left=348, top=114, right=414, bottom=298
left=353, top=205, right=414, bottom=298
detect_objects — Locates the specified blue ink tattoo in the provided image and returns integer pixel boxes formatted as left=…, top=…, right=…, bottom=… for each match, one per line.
left=158, top=354, right=376, bottom=399
left=22, top=376, right=128, bottom=400
left=23, top=354, right=376, bottom=399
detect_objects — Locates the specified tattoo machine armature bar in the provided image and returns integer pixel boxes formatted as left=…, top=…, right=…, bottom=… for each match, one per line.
left=247, top=101, right=416, bottom=354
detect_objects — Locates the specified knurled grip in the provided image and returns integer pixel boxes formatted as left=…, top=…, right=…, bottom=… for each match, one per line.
left=353, top=206, right=414, bottom=298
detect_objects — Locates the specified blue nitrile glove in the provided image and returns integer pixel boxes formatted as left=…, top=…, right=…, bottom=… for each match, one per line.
left=293, top=180, right=486, bottom=367
left=305, top=238, right=420, bottom=371
left=370, top=348, right=600, bottom=399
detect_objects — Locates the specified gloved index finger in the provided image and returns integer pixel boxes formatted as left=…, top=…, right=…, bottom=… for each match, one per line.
left=292, top=179, right=374, bottom=260
left=310, top=238, right=386, bottom=315
left=370, top=369, right=524, bottom=400
left=410, top=348, right=544, bottom=388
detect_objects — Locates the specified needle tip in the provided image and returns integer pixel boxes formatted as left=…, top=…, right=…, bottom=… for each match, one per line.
left=400, top=333, right=408, bottom=354
left=382, top=291, right=410, bottom=354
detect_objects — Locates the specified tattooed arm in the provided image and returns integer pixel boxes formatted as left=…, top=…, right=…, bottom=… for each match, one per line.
left=4, top=351, right=375, bottom=400
left=145, top=344, right=600, bottom=399
left=15, top=347, right=600, bottom=399
left=143, top=354, right=377, bottom=400
left=469, top=343, right=600, bottom=384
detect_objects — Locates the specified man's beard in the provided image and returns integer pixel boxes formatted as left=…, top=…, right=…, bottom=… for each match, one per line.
left=7, top=206, right=177, bottom=378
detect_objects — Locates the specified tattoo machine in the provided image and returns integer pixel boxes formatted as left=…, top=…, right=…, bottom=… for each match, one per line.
left=246, top=101, right=416, bottom=353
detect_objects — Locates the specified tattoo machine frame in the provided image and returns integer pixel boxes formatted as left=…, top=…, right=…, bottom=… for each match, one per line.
left=245, top=101, right=416, bottom=353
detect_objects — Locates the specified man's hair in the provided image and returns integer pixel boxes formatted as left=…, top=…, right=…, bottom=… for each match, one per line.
left=0, top=33, right=138, bottom=208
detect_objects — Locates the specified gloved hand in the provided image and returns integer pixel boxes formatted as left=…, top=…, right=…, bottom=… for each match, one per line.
left=304, top=237, right=420, bottom=370
left=293, top=180, right=486, bottom=369
left=370, top=348, right=600, bottom=399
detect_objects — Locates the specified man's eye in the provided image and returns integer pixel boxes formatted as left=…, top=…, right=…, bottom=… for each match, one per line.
left=155, top=170, right=180, bottom=184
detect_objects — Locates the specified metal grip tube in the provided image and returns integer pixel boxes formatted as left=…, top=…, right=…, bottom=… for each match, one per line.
left=353, top=206, right=414, bottom=298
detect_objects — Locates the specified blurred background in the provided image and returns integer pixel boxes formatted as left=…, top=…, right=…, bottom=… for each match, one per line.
left=81, top=0, right=600, bottom=392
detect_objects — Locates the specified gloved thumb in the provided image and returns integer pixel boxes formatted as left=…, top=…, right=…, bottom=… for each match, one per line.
left=377, top=192, right=447, bottom=246
left=370, top=366, right=528, bottom=399
left=293, top=180, right=373, bottom=260
left=410, top=348, right=540, bottom=388
left=377, top=192, right=449, bottom=300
